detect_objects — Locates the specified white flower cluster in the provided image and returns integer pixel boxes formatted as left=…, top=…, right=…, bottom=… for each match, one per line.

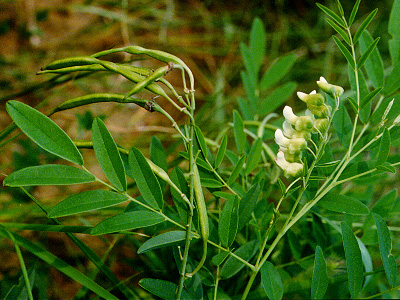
left=275, top=77, right=343, bottom=177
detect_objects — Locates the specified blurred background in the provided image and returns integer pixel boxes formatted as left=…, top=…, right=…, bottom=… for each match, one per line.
left=0, top=0, right=395, bottom=298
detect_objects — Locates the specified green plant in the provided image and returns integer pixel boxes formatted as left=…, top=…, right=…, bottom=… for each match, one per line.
left=2, top=0, right=400, bottom=299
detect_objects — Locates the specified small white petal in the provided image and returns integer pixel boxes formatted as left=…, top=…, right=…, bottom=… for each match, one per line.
left=310, top=90, right=317, bottom=95
left=275, top=129, right=290, bottom=147
left=283, top=106, right=298, bottom=124
left=282, top=121, right=295, bottom=138
left=318, top=76, right=328, bottom=83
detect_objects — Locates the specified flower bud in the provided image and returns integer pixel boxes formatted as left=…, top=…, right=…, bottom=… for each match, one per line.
left=275, top=129, right=307, bottom=154
left=283, top=106, right=314, bottom=131
left=297, top=91, right=325, bottom=106
left=307, top=103, right=331, bottom=118
left=317, top=76, right=344, bottom=97
left=314, top=118, right=329, bottom=133
left=275, top=151, right=303, bottom=177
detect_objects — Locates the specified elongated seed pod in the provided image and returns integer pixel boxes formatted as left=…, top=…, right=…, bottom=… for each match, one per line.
left=125, top=64, right=172, bottom=98
left=49, top=93, right=148, bottom=115
left=41, top=57, right=99, bottom=71
left=186, top=163, right=209, bottom=277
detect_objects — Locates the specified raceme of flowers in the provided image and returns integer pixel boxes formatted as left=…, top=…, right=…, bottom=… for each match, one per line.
left=275, top=77, right=343, bottom=177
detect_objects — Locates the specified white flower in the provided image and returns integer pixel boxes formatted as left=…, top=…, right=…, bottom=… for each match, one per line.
left=283, top=106, right=298, bottom=124
left=275, top=129, right=307, bottom=154
left=317, top=76, right=344, bottom=97
left=297, top=90, right=324, bottom=106
left=275, top=151, right=303, bottom=177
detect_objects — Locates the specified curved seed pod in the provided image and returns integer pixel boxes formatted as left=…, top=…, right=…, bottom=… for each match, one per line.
left=186, top=163, right=209, bottom=278
left=50, top=93, right=148, bottom=115
left=125, top=64, right=173, bottom=98
left=37, top=64, right=106, bottom=74
left=41, top=56, right=99, bottom=71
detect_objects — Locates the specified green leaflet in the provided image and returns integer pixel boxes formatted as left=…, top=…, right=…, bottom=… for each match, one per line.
left=261, top=261, right=283, bottom=300
left=245, top=138, right=263, bottom=175
left=238, top=183, right=261, bottom=232
left=233, top=110, right=246, bottom=155
left=341, top=222, right=363, bottom=299
left=128, top=147, right=163, bottom=210
left=91, top=211, right=165, bottom=235
left=170, top=167, right=190, bottom=224
left=150, top=136, right=168, bottom=192
left=249, top=17, right=266, bottom=77
left=6, top=100, right=83, bottom=165
left=317, top=3, right=346, bottom=27
left=318, top=193, right=369, bottom=215
left=260, top=81, right=297, bottom=116
left=311, top=246, right=328, bottom=299
left=218, top=196, right=239, bottom=248
left=372, top=213, right=397, bottom=287
left=333, top=36, right=355, bottom=70
left=359, top=31, right=384, bottom=88
left=92, top=118, right=126, bottom=191
left=47, top=190, right=128, bottom=218
left=215, top=135, right=227, bottom=169
left=331, top=97, right=353, bottom=147
left=376, top=128, right=391, bottom=166
left=3, top=165, right=95, bottom=187
left=353, top=9, right=378, bottom=44
left=389, top=0, right=400, bottom=65
left=260, top=53, right=296, bottom=91
left=228, top=155, right=246, bottom=184
left=139, top=278, right=191, bottom=300
left=137, top=231, right=188, bottom=254
left=220, top=240, right=258, bottom=279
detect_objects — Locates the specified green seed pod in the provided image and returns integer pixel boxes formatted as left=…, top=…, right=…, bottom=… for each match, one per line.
left=125, top=64, right=173, bottom=98
left=41, top=56, right=99, bottom=71
left=50, top=93, right=148, bottom=115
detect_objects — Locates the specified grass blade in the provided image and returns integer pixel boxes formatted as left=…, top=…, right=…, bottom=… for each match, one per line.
left=0, top=227, right=119, bottom=300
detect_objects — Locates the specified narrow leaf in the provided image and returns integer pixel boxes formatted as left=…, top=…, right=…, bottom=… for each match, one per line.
left=319, top=193, right=369, bottom=215
left=220, top=240, right=258, bottom=279
left=377, top=128, right=390, bottom=166
left=311, top=246, right=329, bottom=299
left=333, top=36, right=355, bottom=70
left=359, top=30, right=384, bottom=88
left=91, top=211, right=165, bottom=235
left=353, top=9, right=378, bottom=44
left=383, top=63, right=400, bottom=96
left=245, top=138, right=263, bottom=175
left=215, top=135, right=227, bottom=168
left=260, top=81, right=297, bottom=116
left=194, top=125, right=209, bottom=161
left=249, top=17, right=266, bottom=73
left=341, top=222, right=363, bottom=299
left=317, top=3, right=346, bottom=27
left=48, top=190, right=128, bottom=218
left=349, top=0, right=362, bottom=26
left=325, top=18, right=351, bottom=45
left=128, top=147, right=163, bottom=210
left=358, top=37, right=380, bottom=70
left=388, top=0, right=400, bottom=65
left=238, top=183, right=261, bottom=232
left=331, top=95, right=353, bottom=147
left=6, top=100, right=83, bottom=165
left=360, top=87, right=382, bottom=110
left=92, top=118, right=126, bottom=191
left=139, top=278, right=191, bottom=300
left=228, top=155, right=246, bottom=184
left=150, top=136, right=168, bottom=172
left=233, top=110, right=246, bottom=154
left=0, top=229, right=119, bottom=300
left=260, top=53, right=296, bottom=91
left=219, top=196, right=239, bottom=247
left=261, top=261, right=283, bottom=300
left=170, top=167, right=189, bottom=224
left=137, top=231, right=188, bottom=254
left=4, top=165, right=95, bottom=187
left=373, top=213, right=397, bottom=287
